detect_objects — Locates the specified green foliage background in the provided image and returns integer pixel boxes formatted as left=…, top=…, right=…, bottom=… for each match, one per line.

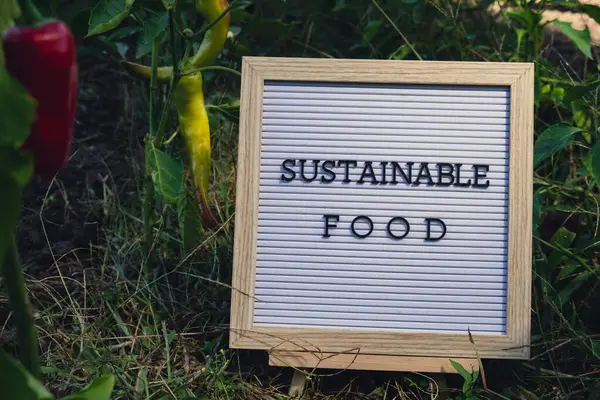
left=3, top=0, right=600, bottom=398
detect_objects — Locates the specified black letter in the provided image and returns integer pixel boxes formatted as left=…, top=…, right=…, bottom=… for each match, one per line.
left=337, top=160, right=357, bottom=183
left=321, top=160, right=336, bottom=183
left=380, top=162, right=388, bottom=184
left=454, top=163, right=472, bottom=187
left=437, top=163, right=455, bottom=186
left=357, top=161, right=378, bottom=184
left=323, top=215, right=339, bottom=238
left=414, top=163, right=434, bottom=186
left=425, top=218, right=446, bottom=241
left=387, top=217, right=410, bottom=240
left=473, top=164, right=490, bottom=188
left=281, top=159, right=296, bottom=182
left=391, top=162, right=413, bottom=184
left=299, top=159, right=320, bottom=182
left=351, top=216, right=373, bottom=238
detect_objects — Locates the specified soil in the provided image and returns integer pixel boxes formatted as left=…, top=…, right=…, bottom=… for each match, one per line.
left=16, top=60, right=139, bottom=271
left=0, top=59, right=144, bottom=351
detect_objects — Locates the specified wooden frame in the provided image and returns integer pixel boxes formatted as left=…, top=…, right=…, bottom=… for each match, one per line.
left=230, top=57, right=534, bottom=365
left=269, top=351, right=479, bottom=373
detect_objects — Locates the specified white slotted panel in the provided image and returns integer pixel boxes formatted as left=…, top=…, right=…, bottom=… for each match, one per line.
left=254, top=81, right=510, bottom=335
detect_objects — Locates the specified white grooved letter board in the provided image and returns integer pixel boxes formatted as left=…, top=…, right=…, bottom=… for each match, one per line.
left=256, top=81, right=509, bottom=334
left=230, top=58, right=533, bottom=362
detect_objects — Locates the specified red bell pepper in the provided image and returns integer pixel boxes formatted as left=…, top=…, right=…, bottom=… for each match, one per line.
left=2, top=0, right=77, bottom=179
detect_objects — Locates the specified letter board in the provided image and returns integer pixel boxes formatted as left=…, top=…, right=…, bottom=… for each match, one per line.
left=230, top=57, right=533, bottom=369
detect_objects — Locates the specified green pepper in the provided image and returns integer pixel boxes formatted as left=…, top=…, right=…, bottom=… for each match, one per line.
left=121, top=0, right=230, bottom=82
left=122, top=0, right=230, bottom=227
left=188, top=0, right=230, bottom=68
left=174, top=72, right=217, bottom=226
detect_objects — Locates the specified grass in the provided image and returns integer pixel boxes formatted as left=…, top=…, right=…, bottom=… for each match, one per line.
left=3, top=0, right=600, bottom=398
left=15, top=107, right=241, bottom=399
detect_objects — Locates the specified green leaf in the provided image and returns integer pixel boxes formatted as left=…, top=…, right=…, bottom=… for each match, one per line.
left=87, top=0, right=135, bottom=37
left=162, top=0, right=177, bottom=10
left=0, top=148, right=33, bottom=273
left=0, top=148, right=34, bottom=187
left=507, top=9, right=541, bottom=30
left=551, top=227, right=576, bottom=250
left=177, top=187, right=203, bottom=253
left=136, top=12, right=169, bottom=59
left=207, top=99, right=240, bottom=123
left=462, top=379, right=472, bottom=396
left=557, top=261, right=580, bottom=280
left=0, top=177, right=23, bottom=272
left=61, top=375, right=114, bottom=400
left=518, top=386, right=540, bottom=400
left=108, top=25, right=143, bottom=41
left=557, top=272, right=592, bottom=306
left=0, top=66, right=37, bottom=148
left=513, top=28, right=528, bottom=62
left=582, top=4, right=600, bottom=25
left=542, top=227, right=576, bottom=277
left=563, top=80, right=600, bottom=104
left=166, top=330, right=176, bottom=345
left=332, top=0, right=347, bottom=12
left=450, top=359, right=472, bottom=382
left=0, top=351, right=53, bottom=400
left=0, top=0, right=20, bottom=64
left=146, top=142, right=183, bottom=204
left=0, top=0, right=19, bottom=33
left=573, top=109, right=592, bottom=131
left=551, top=20, right=592, bottom=59
left=593, top=340, right=600, bottom=357
left=533, top=124, right=582, bottom=168
left=533, top=189, right=543, bottom=237
left=362, top=20, right=383, bottom=43
left=589, top=142, right=600, bottom=187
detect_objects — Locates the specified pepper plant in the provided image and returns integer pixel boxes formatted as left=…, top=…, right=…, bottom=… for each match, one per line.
left=85, top=0, right=242, bottom=277
left=0, top=0, right=115, bottom=398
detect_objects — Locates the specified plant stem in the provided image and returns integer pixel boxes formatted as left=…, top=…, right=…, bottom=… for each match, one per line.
left=153, top=10, right=181, bottom=148
left=182, top=65, right=241, bottom=77
left=192, top=0, right=238, bottom=42
left=370, top=0, right=422, bottom=61
left=181, top=39, right=194, bottom=66
left=18, top=0, right=44, bottom=24
left=2, top=238, right=40, bottom=380
left=153, top=79, right=180, bottom=148
left=168, top=10, right=177, bottom=69
left=142, top=36, right=161, bottom=278
left=149, top=37, right=160, bottom=138
left=142, top=170, right=155, bottom=279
